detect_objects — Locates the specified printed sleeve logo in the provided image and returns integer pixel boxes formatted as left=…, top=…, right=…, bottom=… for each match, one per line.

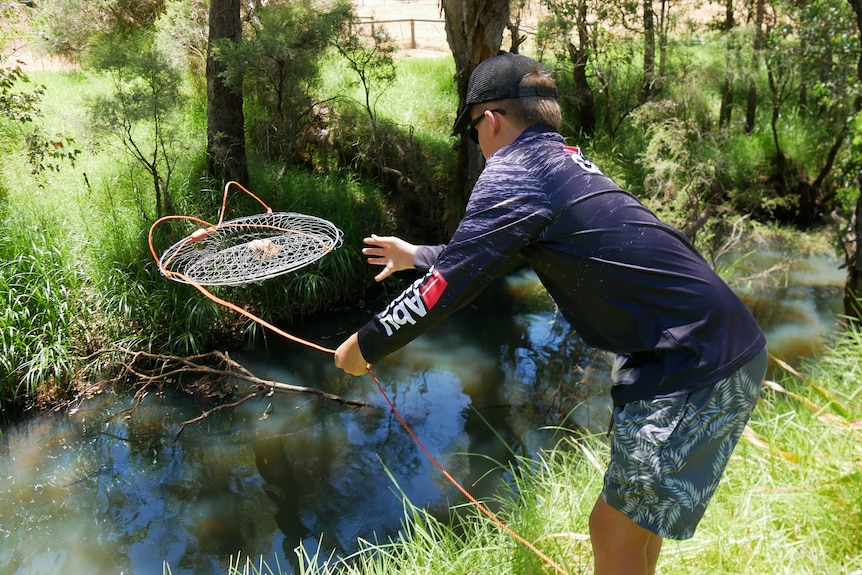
left=563, top=145, right=604, bottom=175
left=378, top=269, right=448, bottom=336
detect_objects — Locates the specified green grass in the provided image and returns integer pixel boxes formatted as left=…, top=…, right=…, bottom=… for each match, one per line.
left=320, top=51, right=456, bottom=136
left=0, top=208, right=95, bottom=409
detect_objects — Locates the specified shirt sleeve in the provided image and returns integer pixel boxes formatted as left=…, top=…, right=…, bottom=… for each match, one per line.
left=413, top=244, right=446, bottom=271
left=357, top=159, right=553, bottom=364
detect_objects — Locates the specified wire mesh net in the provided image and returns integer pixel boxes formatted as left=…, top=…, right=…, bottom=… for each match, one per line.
left=158, top=212, right=343, bottom=286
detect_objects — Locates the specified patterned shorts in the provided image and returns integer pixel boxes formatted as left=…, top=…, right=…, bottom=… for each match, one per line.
left=601, top=347, right=768, bottom=540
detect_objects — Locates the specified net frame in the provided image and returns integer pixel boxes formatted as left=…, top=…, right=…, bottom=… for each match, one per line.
left=149, top=181, right=343, bottom=286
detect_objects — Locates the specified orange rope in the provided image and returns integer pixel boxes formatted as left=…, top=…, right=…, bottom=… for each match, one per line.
left=365, top=366, right=570, bottom=575
left=215, top=180, right=273, bottom=223
left=175, top=271, right=335, bottom=355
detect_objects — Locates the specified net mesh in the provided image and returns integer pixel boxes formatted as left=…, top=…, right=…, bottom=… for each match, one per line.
left=158, top=211, right=343, bottom=286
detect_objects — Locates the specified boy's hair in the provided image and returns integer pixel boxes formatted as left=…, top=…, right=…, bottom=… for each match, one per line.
left=496, top=69, right=562, bottom=131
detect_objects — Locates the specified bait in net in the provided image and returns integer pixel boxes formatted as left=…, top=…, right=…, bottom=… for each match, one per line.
left=149, top=181, right=343, bottom=286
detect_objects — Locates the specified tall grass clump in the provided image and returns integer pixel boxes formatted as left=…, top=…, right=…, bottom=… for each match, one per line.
left=0, top=209, right=95, bottom=412
left=655, top=334, right=862, bottom=574
left=78, top=153, right=235, bottom=356
left=278, top=437, right=603, bottom=575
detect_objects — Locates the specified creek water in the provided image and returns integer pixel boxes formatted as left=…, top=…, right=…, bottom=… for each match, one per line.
left=0, top=250, right=846, bottom=575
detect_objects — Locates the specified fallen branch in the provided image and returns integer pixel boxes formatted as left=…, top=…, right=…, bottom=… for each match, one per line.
left=84, top=346, right=375, bottom=412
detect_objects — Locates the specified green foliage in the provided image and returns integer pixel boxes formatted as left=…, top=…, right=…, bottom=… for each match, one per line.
left=631, top=99, right=719, bottom=230
left=535, top=0, right=860, bottom=230
left=87, top=32, right=184, bottom=130
left=0, top=64, right=80, bottom=179
left=87, top=30, right=186, bottom=218
left=333, top=23, right=397, bottom=137
left=214, top=0, right=353, bottom=167
left=153, top=0, right=209, bottom=77
left=33, top=0, right=167, bottom=60
left=0, top=212, right=94, bottom=412
left=836, top=110, right=862, bottom=214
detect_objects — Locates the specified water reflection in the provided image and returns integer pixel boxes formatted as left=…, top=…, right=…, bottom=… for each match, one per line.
left=0, top=252, right=845, bottom=575
left=732, top=251, right=845, bottom=366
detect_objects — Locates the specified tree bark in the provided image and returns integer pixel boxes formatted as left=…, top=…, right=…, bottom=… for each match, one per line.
left=641, top=0, right=656, bottom=102
left=844, top=0, right=862, bottom=319
left=745, top=0, right=766, bottom=133
left=567, top=0, right=596, bottom=136
left=441, top=0, right=509, bottom=207
left=207, top=0, right=249, bottom=185
left=719, top=0, right=736, bottom=128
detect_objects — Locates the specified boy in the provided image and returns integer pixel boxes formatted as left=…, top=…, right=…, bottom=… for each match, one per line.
left=335, top=53, right=767, bottom=575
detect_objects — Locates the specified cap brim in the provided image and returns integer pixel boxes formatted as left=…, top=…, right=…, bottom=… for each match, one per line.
left=452, top=106, right=472, bottom=137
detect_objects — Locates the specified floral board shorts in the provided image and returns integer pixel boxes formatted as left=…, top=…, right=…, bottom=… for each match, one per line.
left=602, top=347, right=768, bottom=540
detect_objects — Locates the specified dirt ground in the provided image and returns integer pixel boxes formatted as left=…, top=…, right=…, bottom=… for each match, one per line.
left=352, top=0, right=549, bottom=56
left=2, top=3, right=73, bottom=72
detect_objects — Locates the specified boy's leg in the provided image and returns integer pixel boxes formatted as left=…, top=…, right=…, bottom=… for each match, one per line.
left=590, top=496, right=663, bottom=575
left=647, top=529, right=663, bottom=574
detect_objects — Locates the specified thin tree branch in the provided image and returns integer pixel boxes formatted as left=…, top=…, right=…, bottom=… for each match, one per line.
left=84, top=347, right=375, bottom=410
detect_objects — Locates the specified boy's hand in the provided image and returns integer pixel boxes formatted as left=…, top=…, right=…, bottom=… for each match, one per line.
left=362, top=234, right=418, bottom=282
left=334, top=333, right=370, bottom=376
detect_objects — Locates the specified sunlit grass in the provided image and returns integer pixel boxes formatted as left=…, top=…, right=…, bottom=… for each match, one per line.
left=320, top=49, right=455, bottom=136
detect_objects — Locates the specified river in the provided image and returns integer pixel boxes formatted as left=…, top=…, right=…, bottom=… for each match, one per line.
left=0, top=249, right=846, bottom=575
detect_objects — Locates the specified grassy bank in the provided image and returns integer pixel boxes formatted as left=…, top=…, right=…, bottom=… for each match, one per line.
left=0, top=56, right=445, bottom=412
left=225, top=327, right=861, bottom=575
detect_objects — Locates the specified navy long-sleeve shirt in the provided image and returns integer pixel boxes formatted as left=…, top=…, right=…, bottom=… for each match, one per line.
left=357, top=127, right=765, bottom=406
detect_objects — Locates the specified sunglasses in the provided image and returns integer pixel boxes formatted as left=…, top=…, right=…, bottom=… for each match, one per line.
left=465, top=109, right=506, bottom=144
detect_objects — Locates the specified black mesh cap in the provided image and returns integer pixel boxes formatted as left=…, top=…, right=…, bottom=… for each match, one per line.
left=452, top=53, right=558, bottom=136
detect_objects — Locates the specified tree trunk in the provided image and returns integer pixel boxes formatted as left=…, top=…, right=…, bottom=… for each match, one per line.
left=507, top=12, right=525, bottom=54
left=441, top=0, right=509, bottom=211
left=641, top=0, right=655, bottom=102
left=844, top=0, right=862, bottom=319
left=207, top=0, right=249, bottom=186
left=745, top=0, right=766, bottom=133
left=568, top=0, right=596, bottom=136
left=657, top=0, right=668, bottom=94
left=719, top=0, right=736, bottom=128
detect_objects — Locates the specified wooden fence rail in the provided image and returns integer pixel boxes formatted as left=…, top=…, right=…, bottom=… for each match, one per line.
left=353, top=16, right=448, bottom=51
